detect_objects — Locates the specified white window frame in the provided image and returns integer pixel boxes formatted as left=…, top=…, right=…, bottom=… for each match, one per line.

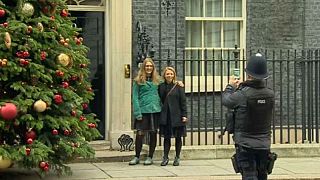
left=185, top=0, right=246, bottom=92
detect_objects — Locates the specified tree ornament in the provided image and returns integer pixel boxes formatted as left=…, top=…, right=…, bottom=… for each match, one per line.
left=0, top=103, right=18, bottom=120
left=19, top=59, right=29, bottom=66
left=37, top=22, right=44, bottom=32
left=0, top=156, right=12, bottom=169
left=79, top=115, right=86, bottom=122
left=61, top=81, right=69, bottom=88
left=26, top=26, right=33, bottom=34
left=39, top=161, right=46, bottom=168
left=25, top=129, right=37, bottom=140
left=39, top=161, right=49, bottom=171
left=0, top=9, right=6, bottom=18
left=76, top=38, right=82, bottom=45
left=22, top=3, right=35, bottom=17
left=25, top=148, right=31, bottom=156
left=55, top=70, right=64, bottom=77
left=60, top=9, right=68, bottom=17
left=71, top=110, right=76, bottom=116
left=0, top=59, right=8, bottom=67
left=52, top=129, right=58, bottom=135
left=26, top=138, right=33, bottom=144
left=4, top=32, right=11, bottom=49
left=57, top=53, right=71, bottom=67
left=82, top=103, right=88, bottom=110
left=40, top=51, right=47, bottom=61
left=80, top=64, right=87, bottom=68
left=54, top=94, right=63, bottom=104
left=33, top=99, right=47, bottom=112
left=88, top=123, right=96, bottom=128
left=63, top=129, right=70, bottom=136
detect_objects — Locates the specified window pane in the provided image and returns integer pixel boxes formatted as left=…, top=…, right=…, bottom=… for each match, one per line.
left=204, top=22, right=221, bottom=47
left=186, top=0, right=203, bottom=17
left=185, top=50, right=202, bottom=76
left=225, top=0, right=242, bottom=17
left=205, top=0, right=222, bottom=17
left=205, top=50, right=236, bottom=76
left=223, top=22, right=240, bottom=48
left=186, top=21, right=202, bottom=47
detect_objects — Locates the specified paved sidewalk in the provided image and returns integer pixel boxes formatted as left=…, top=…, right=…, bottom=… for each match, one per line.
left=1, top=157, right=320, bottom=180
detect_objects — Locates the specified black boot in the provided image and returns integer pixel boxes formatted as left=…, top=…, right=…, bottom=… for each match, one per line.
left=160, top=157, right=169, bottom=166
left=173, top=156, right=180, bottom=166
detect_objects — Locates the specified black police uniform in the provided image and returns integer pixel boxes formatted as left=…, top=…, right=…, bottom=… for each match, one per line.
left=222, top=54, right=275, bottom=180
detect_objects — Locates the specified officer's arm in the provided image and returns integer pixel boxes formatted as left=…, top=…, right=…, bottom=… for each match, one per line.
left=222, top=84, right=244, bottom=109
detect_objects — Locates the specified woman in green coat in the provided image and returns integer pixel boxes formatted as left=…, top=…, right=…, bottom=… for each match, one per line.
left=129, top=58, right=162, bottom=165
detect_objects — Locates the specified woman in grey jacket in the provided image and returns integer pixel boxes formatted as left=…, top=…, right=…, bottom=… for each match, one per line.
left=158, top=67, right=187, bottom=166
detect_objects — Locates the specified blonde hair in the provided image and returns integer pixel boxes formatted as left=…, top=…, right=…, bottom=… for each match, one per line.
left=134, top=58, right=161, bottom=85
left=162, top=66, right=177, bottom=83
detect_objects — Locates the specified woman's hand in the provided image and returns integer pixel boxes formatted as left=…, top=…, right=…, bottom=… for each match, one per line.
left=182, top=117, right=188, bottom=122
left=176, top=81, right=184, bottom=87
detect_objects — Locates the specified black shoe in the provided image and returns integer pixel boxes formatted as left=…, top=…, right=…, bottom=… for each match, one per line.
left=160, top=157, right=169, bottom=166
left=173, top=157, right=180, bottom=166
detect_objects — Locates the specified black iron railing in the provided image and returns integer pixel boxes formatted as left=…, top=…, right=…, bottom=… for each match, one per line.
left=152, top=48, right=320, bottom=145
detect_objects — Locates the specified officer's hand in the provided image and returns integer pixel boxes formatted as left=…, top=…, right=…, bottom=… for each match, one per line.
left=229, top=76, right=241, bottom=88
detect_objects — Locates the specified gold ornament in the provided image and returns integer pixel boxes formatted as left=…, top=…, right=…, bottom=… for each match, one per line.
left=22, top=3, right=34, bottom=17
left=4, top=32, right=11, bottom=49
left=0, top=156, right=12, bottom=169
left=33, top=99, right=47, bottom=112
left=57, top=53, right=71, bottom=67
left=0, top=59, right=7, bottom=67
left=37, top=22, right=44, bottom=32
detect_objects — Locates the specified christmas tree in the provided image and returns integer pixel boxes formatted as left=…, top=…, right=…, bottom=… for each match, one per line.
left=0, top=0, right=101, bottom=176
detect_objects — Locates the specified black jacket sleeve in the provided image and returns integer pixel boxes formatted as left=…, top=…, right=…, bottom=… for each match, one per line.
left=179, top=86, right=187, bottom=117
left=222, top=84, right=246, bottom=109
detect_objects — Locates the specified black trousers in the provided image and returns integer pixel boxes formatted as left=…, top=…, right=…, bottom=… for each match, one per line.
left=235, top=145, right=269, bottom=180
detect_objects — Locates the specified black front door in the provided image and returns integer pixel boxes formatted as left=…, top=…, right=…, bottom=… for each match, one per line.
left=71, top=11, right=106, bottom=138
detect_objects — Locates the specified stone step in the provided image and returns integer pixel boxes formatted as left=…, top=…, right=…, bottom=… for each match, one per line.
left=89, top=140, right=110, bottom=151
left=75, top=143, right=320, bottom=163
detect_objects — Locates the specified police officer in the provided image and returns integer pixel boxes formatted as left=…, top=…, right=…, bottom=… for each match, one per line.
left=222, top=53, right=275, bottom=180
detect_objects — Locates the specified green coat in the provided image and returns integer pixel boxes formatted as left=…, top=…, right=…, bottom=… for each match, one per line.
left=132, top=80, right=161, bottom=119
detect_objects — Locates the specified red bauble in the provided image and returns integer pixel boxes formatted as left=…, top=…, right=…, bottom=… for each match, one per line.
left=88, top=123, right=96, bottom=128
left=54, top=94, right=63, bottom=104
left=25, top=130, right=37, bottom=140
left=0, top=9, right=6, bottom=17
left=71, top=76, right=78, bottom=81
left=52, top=129, right=58, bottom=135
left=55, top=70, right=64, bottom=77
left=27, top=138, right=33, bottom=144
left=79, top=116, right=86, bottom=122
left=0, top=103, right=18, bottom=120
left=2, top=22, right=8, bottom=27
left=76, top=39, right=81, bottom=45
left=82, top=103, right=88, bottom=110
left=43, top=165, right=49, bottom=171
left=26, top=148, right=31, bottom=156
left=40, top=51, right=47, bottom=61
left=61, top=81, right=69, bottom=88
left=63, top=129, right=70, bottom=136
left=39, top=161, right=46, bottom=168
left=60, top=9, right=68, bottom=17
left=23, top=51, right=30, bottom=58
left=20, top=59, right=29, bottom=66
left=71, top=110, right=76, bottom=117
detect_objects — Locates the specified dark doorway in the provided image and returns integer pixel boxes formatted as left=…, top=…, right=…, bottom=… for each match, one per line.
left=71, top=11, right=106, bottom=138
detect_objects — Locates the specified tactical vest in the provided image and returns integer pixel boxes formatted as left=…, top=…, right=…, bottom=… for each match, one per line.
left=236, top=87, right=275, bottom=134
